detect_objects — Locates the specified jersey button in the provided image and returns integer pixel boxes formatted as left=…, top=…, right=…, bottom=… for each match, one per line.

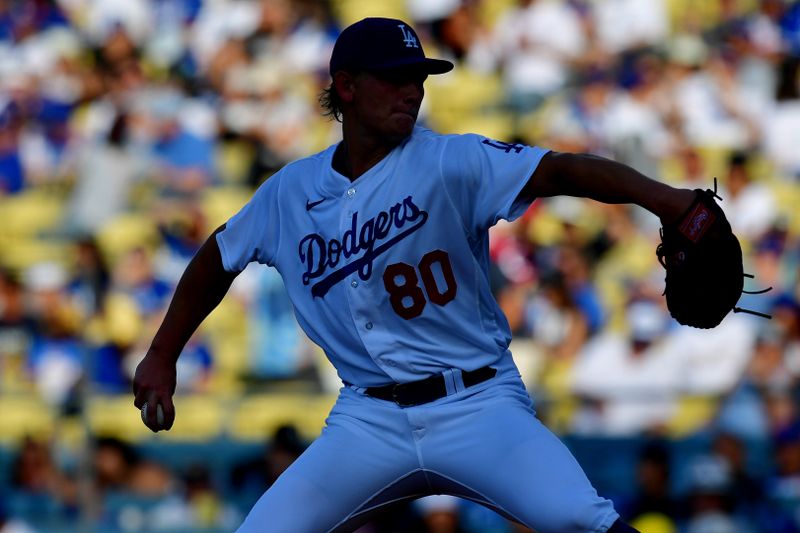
left=351, top=280, right=358, bottom=288
left=365, top=322, right=373, bottom=330
left=347, top=187, right=356, bottom=198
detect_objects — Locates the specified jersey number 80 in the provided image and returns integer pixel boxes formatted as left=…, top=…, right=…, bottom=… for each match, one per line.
left=382, top=249, right=457, bottom=319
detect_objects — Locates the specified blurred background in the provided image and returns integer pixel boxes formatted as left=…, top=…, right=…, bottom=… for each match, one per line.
left=1, top=0, right=800, bottom=531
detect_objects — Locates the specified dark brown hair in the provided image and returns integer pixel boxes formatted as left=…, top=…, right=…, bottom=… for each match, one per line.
left=319, top=83, right=343, bottom=122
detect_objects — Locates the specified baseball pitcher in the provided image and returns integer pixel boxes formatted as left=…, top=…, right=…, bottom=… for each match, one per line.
left=134, top=17, right=727, bottom=533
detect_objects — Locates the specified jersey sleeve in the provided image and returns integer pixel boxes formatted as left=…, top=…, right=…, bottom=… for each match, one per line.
left=215, top=174, right=282, bottom=272
left=439, top=134, right=549, bottom=232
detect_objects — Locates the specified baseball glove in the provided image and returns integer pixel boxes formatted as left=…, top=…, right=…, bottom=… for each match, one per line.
left=656, top=182, right=770, bottom=329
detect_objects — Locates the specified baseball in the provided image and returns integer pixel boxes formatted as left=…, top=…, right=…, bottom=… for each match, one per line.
left=141, top=402, right=165, bottom=428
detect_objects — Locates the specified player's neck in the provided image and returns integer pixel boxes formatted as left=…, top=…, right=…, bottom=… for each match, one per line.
left=335, top=125, right=401, bottom=181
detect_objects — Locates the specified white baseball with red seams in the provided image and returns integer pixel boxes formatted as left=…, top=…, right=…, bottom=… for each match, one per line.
left=140, top=401, right=165, bottom=428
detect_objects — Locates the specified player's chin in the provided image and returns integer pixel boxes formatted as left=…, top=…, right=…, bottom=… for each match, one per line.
left=387, top=113, right=417, bottom=139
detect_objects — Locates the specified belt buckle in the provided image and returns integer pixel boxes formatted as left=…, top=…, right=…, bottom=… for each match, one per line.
left=391, top=383, right=415, bottom=407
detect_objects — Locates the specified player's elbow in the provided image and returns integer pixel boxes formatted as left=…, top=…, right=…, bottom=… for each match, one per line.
left=527, top=151, right=610, bottom=199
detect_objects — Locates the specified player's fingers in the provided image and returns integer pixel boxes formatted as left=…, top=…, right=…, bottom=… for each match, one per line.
left=133, top=388, right=147, bottom=410
left=160, top=396, right=176, bottom=431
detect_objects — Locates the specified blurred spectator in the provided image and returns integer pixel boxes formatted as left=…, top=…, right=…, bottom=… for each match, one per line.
left=668, top=40, right=754, bottom=150
left=179, top=464, right=241, bottom=531
left=765, top=389, right=799, bottom=440
left=414, top=495, right=461, bottom=533
left=669, top=313, right=757, bottom=397
left=710, top=432, right=766, bottom=522
left=64, top=111, right=147, bottom=236
left=8, top=437, right=75, bottom=524
left=604, top=50, right=673, bottom=176
left=82, top=0, right=155, bottom=48
left=111, top=246, right=172, bottom=320
left=536, top=65, right=618, bottom=155
left=681, top=454, right=755, bottom=533
left=491, top=0, right=587, bottom=113
left=779, top=1, right=800, bottom=55
left=0, top=270, right=36, bottom=391
left=555, top=244, right=605, bottom=335
left=718, top=150, right=777, bottom=243
left=590, top=0, right=669, bottom=55
left=0, top=510, right=34, bottom=533
left=66, top=237, right=110, bottom=319
left=570, top=297, right=681, bottom=435
left=768, top=422, right=800, bottom=531
left=118, top=459, right=191, bottom=530
left=11, top=437, right=57, bottom=495
left=488, top=217, right=537, bottom=334
left=93, top=436, right=137, bottom=494
left=524, top=271, right=589, bottom=361
left=622, top=440, right=680, bottom=525
left=23, top=262, right=84, bottom=408
left=152, top=202, right=208, bottom=286
left=173, top=333, right=214, bottom=393
left=230, top=424, right=306, bottom=508
left=0, top=0, right=69, bottom=43
left=763, top=54, right=800, bottom=177
left=0, top=101, right=25, bottom=195
left=425, top=2, right=479, bottom=64
left=746, top=319, right=795, bottom=393
left=235, top=265, right=316, bottom=381
left=148, top=97, right=216, bottom=198
left=671, top=144, right=710, bottom=190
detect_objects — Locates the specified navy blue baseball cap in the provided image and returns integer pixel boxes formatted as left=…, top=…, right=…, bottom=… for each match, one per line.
left=329, top=17, right=454, bottom=76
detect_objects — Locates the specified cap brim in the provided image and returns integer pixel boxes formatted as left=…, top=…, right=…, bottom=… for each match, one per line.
left=367, top=57, right=454, bottom=75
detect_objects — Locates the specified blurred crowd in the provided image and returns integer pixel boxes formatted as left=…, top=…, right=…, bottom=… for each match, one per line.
left=3, top=0, right=800, bottom=531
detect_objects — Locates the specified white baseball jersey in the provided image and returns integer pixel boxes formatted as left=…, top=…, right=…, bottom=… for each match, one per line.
left=217, top=126, right=548, bottom=387
left=223, top=126, right=621, bottom=532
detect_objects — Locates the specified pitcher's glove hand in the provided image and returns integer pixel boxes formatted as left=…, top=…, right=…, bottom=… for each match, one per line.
left=656, top=184, right=762, bottom=329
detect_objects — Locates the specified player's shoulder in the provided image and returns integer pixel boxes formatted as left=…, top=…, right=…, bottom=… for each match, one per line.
left=403, top=126, right=484, bottom=156
left=279, top=146, right=334, bottom=178
left=406, top=125, right=476, bottom=145
left=256, top=145, right=335, bottom=190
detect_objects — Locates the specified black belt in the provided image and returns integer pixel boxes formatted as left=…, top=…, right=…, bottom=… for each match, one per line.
left=364, top=366, right=497, bottom=407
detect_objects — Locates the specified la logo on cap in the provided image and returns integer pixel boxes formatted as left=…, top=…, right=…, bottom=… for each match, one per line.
left=398, top=24, right=418, bottom=48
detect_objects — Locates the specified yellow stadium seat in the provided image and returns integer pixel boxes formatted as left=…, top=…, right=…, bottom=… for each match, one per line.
left=88, top=395, right=225, bottom=442
left=216, top=141, right=256, bottom=185
left=0, top=396, right=55, bottom=444
left=666, top=395, right=718, bottom=438
left=158, top=395, right=225, bottom=442
left=0, top=235, right=69, bottom=273
left=332, top=0, right=409, bottom=26
left=229, top=394, right=337, bottom=442
left=0, top=189, right=65, bottom=237
left=201, top=186, right=253, bottom=230
left=772, top=181, right=800, bottom=236
left=631, top=512, right=677, bottom=533
left=88, top=395, right=151, bottom=441
left=94, top=213, right=160, bottom=264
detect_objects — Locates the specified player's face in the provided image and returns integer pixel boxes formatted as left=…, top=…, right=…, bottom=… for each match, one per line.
left=348, top=69, right=427, bottom=142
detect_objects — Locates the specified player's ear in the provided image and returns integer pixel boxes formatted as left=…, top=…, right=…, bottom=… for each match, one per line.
left=333, top=70, right=357, bottom=104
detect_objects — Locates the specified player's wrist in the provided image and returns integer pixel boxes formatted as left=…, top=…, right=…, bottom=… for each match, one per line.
left=144, top=344, right=181, bottom=365
left=657, top=188, right=696, bottom=226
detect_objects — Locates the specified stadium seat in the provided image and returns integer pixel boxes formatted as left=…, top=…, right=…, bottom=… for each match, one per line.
left=229, top=394, right=336, bottom=442
left=0, top=396, right=55, bottom=444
